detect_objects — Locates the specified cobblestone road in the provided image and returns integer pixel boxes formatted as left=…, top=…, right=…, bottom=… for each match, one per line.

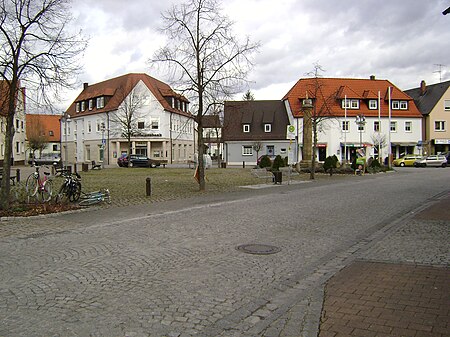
left=0, top=168, right=448, bottom=337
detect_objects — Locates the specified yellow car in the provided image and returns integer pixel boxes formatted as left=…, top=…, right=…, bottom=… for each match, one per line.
left=393, top=155, right=422, bottom=167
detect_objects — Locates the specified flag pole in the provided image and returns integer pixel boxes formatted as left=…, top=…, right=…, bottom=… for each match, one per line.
left=344, top=94, right=347, bottom=163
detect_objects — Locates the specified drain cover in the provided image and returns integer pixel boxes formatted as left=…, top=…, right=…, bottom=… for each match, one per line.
left=236, top=244, right=281, bottom=255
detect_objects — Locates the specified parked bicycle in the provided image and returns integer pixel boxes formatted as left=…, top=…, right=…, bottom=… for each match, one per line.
left=79, top=189, right=111, bottom=206
left=55, top=172, right=82, bottom=204
left=26, top=165, right=53, bottom=202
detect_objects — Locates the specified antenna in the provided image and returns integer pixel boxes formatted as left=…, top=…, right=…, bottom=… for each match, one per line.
left=433, top=64, right=446, bottom=82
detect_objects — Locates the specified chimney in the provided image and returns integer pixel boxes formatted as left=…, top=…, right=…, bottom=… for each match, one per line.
left=420, top=80, right=426, bottom=95
left=370, top=75, right=376, bottom=80
left=83, top=82, right=89, bottom=90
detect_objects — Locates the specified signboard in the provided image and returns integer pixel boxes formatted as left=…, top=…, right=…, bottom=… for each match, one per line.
left=286, top=125, right=296, bottom=140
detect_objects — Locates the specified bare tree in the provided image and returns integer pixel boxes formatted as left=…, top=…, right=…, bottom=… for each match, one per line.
left=252, top=141, right=262, bottom=164
left=0, top=0, right=87, bottom=210
left=371, top=133, right=387, bottom=163
left=109, top=86, right=147, bottom=164
left=151, top=0, right=259, bottom=191
left=303, top=63, right=336, bottom=180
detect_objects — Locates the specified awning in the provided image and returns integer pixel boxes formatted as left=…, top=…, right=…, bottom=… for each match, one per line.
left=340, top=142, right=373, bottom=147
left=391, top=142, right=417, bottom=146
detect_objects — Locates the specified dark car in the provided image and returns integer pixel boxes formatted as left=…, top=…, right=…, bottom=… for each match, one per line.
left=117, top=154, right=161, bottom=168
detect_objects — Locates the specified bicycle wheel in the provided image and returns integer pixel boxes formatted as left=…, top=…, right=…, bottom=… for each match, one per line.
left=38, top=179, right=53, bottom=203
left=69, top=181, right=82, bottom=202
left=25, top=174, right=39, bottom=197
left=55, top=184, right=69, bottom=204
left=79, top=196, right=102, bottom=206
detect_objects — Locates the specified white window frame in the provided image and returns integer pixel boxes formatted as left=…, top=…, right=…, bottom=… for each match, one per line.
left=151, top=118, right=159, bottom=130
left=404, top=121, right=412, bottom=132
left=392, top=101, right=400, bottom=110
left=390, top=121, right=397, bottom=132
left=341, top=121, right=349, bottom=132
left=444, top=100, right=450, bottom=111
left=243, top=124, right=250, bottom=133
left=242, top=145, right=253, bottom=156
left=400, top=101, right=408, bottom=110
left=264, top=123, right=272, bottom=133
left=76, top=102, right=80, bottom=112
left=88, top=99, right=93, bottom=110
left=374, top=121, right=380, bottom=132
left=87, top=121, right=92, bottom=133
left=96, top=96, right=105, bottom=109
left=369, top=100, right=377, bottom=110
left=434, top=121, right=446, bottom=131
left=81, top=101, right=86, bottom=111
left=341, top=99, right=359, bottom=109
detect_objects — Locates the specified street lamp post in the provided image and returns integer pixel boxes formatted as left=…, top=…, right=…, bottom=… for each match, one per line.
left=63, top=114, right=71, bottom=170
left=101, top=122, right=106, bottom=168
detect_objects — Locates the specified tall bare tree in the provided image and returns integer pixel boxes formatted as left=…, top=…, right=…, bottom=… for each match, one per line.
left=151, top=0, right=259, bottom=191
left=0, top=0, right=87, bottom=209
left=303, top=63, right=336, bottom=179
left=27, top=117, right=49, bottom=159
left=109, top=86, right=147, bottom=164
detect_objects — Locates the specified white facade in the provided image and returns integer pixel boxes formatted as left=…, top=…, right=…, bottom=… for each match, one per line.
left=63, top=80, right=195, bottom=166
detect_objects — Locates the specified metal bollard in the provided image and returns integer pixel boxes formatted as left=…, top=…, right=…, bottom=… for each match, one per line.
left=16, top=168, right=20, bottom=183
left=146, top=177, right=152, bottom=197
left=243, top=161, right=245, bottom=168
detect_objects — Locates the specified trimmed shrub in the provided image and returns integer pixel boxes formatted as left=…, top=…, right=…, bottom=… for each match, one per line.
left=258, top=155, right=272, bottom=168
left=323, top=155, right=339, bottom=175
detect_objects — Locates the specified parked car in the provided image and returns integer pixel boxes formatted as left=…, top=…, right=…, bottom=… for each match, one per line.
left=413, top=155, right=447, bottom=168
left=117, top=154, right=162, bottom=168
left=28, top=155, right=61, bottom=167
left=392, top=155, right=422, bottom=167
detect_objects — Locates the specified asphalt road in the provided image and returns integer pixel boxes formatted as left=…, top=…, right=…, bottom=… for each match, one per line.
left=0, top=167, right=449, bottom=337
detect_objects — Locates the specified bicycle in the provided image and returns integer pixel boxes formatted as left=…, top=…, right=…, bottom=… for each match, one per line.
left=55, top=172, right=82, bottom=204
left=78, top=189, right=111, bottom=206
left=26, top=165, right=53, bottom=202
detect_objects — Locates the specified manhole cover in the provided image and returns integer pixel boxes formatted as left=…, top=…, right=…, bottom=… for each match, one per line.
left=236, top=244, right=281, bottom=255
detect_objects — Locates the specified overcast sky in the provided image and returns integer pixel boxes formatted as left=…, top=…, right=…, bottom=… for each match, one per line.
left=65, top=0, right=450, bottom=108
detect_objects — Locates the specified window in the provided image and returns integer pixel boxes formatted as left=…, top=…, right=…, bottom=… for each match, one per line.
left=435, top=121, right=446, bottom=131
left=405, top=121, right=412, bottom=132
left=369, top=100, right=377, bottom=109
left=49, top=130, right=54, bottom=136
left=374, top=121, right=380, bottom=132
left=53, top=144, right=58, bottom=151
left=16, top=142, right=20, bottom=154
left=264, top=124, right=271, bottom=132
left=16, top=119, right=20, bottom=130
left=400, top=101, right=408, bottom=110
left=341, top=121, right=349, bottom=132
left=342, top=99, right=359, bottom=109
left=357, top=123, right=365, bottom=132
left=81, top=101, right=86, bottom=111
left=445, top=100, right=450, bottom=111
left=392, top=101, right=399, bottom=110
left=96, top=96, right=105, bottom=109
left=76, top=102, right=80, bottom=112
left=242, top=145, right=253, bottom=156
left=151, top=118, right=159, bottom=130
left=87, top=121, right=92, bottom=133
left=137, top=121, right=145, bottom=129
left=89, top=99, right=93, bottom=110
left=21, top=121, right=24, bottom=129
left=243, top=124, right=250, bottom=133
left=390, top=121, right=397, bottom=132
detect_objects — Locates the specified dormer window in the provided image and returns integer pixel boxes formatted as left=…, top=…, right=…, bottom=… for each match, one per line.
left=400, top=101, right=407, bottom=110
left=243, top=124, right=250, bottom=133
left=368, top=100, right=377, bottom=110
left=391, top=100, right=408, bottom=110
left=342, top=99, right=359, bottom=109
left=96, top=96, right=105, bottom=109
left=81, top=101, right=86, bottom=111
left=88, top=99, right=93, bottom=110
left=76, top=102, right=80, bottom=112
left=264, top=123, right=272, bottom=132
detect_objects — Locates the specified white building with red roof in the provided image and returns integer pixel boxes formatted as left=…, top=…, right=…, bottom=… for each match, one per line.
left=64, top=73, right=196, bottom=166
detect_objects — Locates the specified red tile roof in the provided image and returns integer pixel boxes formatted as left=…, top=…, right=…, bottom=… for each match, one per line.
left=283, top=77, right=422, bottom=118
left=26, top=114, right=61, bottom=142
left=66, top=73, right=191, bottom=118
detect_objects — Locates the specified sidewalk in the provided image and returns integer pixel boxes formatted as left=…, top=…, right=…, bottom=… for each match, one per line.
left=318, top=193, right=450, bottom=337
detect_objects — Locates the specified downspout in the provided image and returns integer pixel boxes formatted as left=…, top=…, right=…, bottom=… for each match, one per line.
left=107, top=111, right=110, bottom=165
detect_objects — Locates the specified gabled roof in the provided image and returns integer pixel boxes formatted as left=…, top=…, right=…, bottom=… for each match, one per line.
left=404, top=80, right=450, bottom=116
left=26, top=114, right=61, bottom=142
left=66, top=73, right=191, bottom=118
left=283, top=77, right=422, bottom=118
left=223, top=100, right=288, bottom=141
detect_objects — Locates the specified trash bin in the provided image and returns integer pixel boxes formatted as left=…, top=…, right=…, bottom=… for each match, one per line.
left=221, top=162, right=226, bottom=168
left=82, top=163, right=89, bottom=172
left=273, top=171, right=282, bottom=184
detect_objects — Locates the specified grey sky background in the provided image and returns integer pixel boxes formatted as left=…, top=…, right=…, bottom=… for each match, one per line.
left=65, top=0, right=450, bottom=106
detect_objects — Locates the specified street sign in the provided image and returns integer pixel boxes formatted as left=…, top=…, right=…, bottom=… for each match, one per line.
left=286, top=125, right=296, bottom=140
left=102, top=139, right=106, bottom=145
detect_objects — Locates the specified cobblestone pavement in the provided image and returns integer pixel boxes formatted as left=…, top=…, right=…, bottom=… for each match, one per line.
left=0, top=168, right=449, bottom=337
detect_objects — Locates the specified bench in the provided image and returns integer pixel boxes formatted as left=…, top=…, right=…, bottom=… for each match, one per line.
left=91, top=161, right=101, bottom=170
left=251, top=168, right=274, bottom=183
left=0, top=168, right=17, bottom=185
left=159, top=160, right=168, bottom=168
left=280, top=167, right=300, bottom=184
